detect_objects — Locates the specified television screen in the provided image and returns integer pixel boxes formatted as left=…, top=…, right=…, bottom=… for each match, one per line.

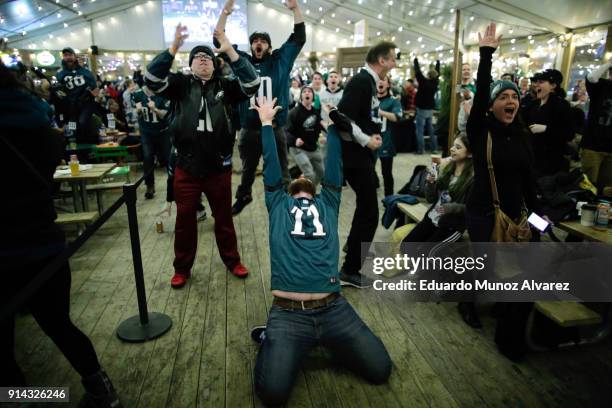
left=162, top=0, right=248, bottom=49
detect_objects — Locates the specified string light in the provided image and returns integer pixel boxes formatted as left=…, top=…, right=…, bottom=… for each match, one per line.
left=408, top=11, right=413, bottom=16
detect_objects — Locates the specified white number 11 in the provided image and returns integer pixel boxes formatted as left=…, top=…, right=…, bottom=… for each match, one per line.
left=291, top=205, right=326, bottom=237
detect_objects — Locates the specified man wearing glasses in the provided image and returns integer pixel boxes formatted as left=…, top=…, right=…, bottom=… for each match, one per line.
left=145, top=25, right=260, bottom=288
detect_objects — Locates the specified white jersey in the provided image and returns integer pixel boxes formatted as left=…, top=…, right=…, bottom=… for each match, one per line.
left=319, top=87, right=344, bottom=122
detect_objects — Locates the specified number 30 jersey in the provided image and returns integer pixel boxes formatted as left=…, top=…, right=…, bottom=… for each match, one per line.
left=262, top=125, right=343, bottom=293
left=56, top=62, right=97, bottom=103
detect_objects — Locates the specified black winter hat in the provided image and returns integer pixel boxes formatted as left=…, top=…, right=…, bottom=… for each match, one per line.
left=189, top=45, right=216, bottom=67
left=249, top=31, right=271, bottom=47
left=533, top=69, right=563, bottom=85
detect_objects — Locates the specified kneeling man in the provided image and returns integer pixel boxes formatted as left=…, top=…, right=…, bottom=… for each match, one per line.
left=251, top=97, right=392, bottom=406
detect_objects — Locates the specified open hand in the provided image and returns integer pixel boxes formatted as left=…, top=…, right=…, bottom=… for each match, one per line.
left=296, top=138, right=304, bottom=147
left=478, top=22, right=502, bottom=50
left=147, top=100, right=155, bottom=109
left=213, top=29, right=232, bottom=53
left=285, top=0, right=298, bottom=10
left=251, top=96, right=281, bottom=124
left=171, top=23, right=189, bottom=54
left=223, top=0, right=235, bottom=14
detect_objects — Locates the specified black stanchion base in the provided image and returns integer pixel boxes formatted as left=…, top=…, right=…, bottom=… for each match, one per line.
left=116, top=312, right=172, bottom=343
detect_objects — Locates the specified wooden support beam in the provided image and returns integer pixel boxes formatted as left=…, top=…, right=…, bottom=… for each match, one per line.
left=559, top=34, right=575, bottom=90
left=448, top=10, right=462, bottom=150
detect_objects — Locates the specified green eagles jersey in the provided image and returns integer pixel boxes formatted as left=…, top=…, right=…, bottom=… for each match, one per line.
left=262, top=125, right=343, bottom=293
left=131, top=89, right=170, bottom=132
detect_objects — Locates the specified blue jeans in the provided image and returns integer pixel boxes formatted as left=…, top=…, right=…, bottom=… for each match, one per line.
left=415, top=108, right=437, bottom=153
left=254, top=295, right=392, bottom=406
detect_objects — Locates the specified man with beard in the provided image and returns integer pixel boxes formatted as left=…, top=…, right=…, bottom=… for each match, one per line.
left=215, top=0, right=306, bottom=215
left=145, top=24, right=260, bottom=287
left=286, top=86, right=324, bottom=187
left=55, top=47, right=99, bottom=145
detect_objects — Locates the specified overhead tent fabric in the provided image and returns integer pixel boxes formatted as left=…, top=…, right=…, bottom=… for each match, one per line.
left=1, top=0, right=610, bottom=52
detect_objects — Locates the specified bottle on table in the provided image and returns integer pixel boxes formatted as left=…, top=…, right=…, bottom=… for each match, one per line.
left=69, top=154, right=80, bottom=176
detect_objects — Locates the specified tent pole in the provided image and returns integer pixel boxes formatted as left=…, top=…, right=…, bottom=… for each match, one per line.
left=559, top=33, right=575, bottom=90
left=448, top=9, right=462, bottom=150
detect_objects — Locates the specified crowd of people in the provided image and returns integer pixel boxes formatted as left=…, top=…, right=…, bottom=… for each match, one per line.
left=2, top=0, right=611, bottom=404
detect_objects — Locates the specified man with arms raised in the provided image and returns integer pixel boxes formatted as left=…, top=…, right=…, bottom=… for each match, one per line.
left=250, top=96, right=392, bottom=406
left=215, top=0, right=306, bottom=215
left=145, top=24, right=260, bottom=287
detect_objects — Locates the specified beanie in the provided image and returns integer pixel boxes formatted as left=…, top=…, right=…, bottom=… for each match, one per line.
left=189, top=45, right=216, bottom=66
left=489, top=80, right=520, bottom=105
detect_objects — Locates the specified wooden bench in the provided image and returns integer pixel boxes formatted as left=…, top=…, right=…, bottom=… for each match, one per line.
left=86, top=182, right=125, bottom=213
left=56, top=212, right=98, bottom=226
left=397, top=202, right=429, bottom=223
left=535, top=301, right=602, bottom=327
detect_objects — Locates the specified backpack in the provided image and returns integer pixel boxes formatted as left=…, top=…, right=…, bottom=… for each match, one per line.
left=398, top=165, right=429, bottom=197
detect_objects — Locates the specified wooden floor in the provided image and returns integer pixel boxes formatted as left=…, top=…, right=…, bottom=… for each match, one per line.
left=14, top=152, right=612, bottom=408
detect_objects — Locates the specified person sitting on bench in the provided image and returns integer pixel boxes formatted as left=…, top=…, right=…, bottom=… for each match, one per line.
left=250, top=96, right=392, bottom=406
left=403, top=133, right=474, bottom=243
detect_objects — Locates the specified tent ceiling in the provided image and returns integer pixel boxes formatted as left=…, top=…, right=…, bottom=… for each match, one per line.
left=1, top=0, right=610, bottom=51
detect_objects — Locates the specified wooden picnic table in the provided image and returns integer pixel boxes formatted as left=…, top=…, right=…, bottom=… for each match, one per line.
left=397, top=202, right=429, bottom=223
left=54, top=163, right=117, bottom=212
left=556, top=221, right=612, bottom=243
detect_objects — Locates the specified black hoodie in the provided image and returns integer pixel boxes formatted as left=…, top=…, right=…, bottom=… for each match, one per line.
left=286, top=103, right=322, bottom=152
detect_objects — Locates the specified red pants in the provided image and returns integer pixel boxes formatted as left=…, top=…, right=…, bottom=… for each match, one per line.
left=173, top=167, right=240, bottom=275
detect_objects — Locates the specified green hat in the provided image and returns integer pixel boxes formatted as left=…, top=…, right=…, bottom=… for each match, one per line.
left=489, top=80, right=520, bottom=105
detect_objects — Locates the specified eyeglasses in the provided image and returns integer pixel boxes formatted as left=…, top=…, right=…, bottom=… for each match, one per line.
left=193, top=53, right=213, bottom=62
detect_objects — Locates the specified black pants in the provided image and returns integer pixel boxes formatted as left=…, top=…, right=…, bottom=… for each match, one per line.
left=342, top=166, right=379, bottom=274
left=141, top=129, right=171, bottom=187
left=379, top=157, right=394, bottom=197
left=403, top=214, right=458, bottom=243
left=1, top=247, right=101, bottom=386
left=236, top=127, right=290, bottom=199
left=466, top=211, right=494, bottom=242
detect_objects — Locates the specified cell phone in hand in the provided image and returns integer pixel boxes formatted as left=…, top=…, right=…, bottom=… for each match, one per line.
left=527, top=212, right=550, bottom=232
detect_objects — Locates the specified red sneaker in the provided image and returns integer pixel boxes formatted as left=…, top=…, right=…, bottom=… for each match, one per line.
left=171, top=272, right=190, bottom=288
left=230, top=263, right=249, bottom=278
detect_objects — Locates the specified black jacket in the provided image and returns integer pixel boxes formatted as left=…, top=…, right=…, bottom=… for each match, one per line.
left=145, top=50, right=260, bottom=176
left=286, top=103, right=322, bottom=152
left=582, top=77, right=612, bottom=153
left=414, top=58, right=440, bottom=110
left=524, top=94, right=573, bottom=176
left=337, top=68, right=381, bottom=168
left=466, top=47, right=539, bottom=221
left=1, top=88, right=65, bottom=250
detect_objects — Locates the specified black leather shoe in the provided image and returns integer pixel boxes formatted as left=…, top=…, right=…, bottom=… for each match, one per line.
left=458, top=302, right=483, bottom=329
left=232, top=195, right=253, bottom=215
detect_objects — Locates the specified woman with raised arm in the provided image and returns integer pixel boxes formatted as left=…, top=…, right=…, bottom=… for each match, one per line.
left=460, top=23, right=540, bottom=334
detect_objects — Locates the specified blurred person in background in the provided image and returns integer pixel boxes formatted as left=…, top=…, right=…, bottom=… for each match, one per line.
left=0, top=61, right=122, bottom=408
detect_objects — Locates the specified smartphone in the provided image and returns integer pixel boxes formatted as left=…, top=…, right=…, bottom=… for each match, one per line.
left=527, top=212, right=550, bottom=232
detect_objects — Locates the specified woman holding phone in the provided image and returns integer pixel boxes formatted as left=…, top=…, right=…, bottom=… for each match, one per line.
left=462, top=23, right=543, bottom=332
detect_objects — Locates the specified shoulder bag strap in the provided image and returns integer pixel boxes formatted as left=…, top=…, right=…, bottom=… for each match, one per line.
left=486, top=132, right=501, bottom=208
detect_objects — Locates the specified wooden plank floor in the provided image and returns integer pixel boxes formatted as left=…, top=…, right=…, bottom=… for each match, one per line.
left=13, top=152, right=612, bottom=408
